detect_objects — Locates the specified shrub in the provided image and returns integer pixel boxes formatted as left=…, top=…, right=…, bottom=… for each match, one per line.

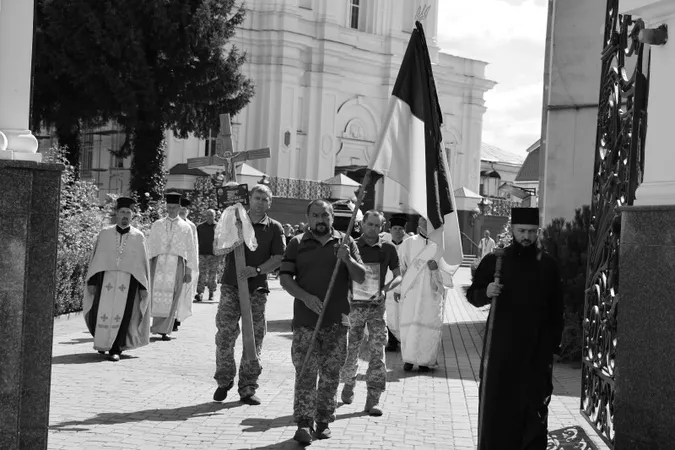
left=541, top=206, right=591, bottom=362
left=44, top=148, right=106, bottom=316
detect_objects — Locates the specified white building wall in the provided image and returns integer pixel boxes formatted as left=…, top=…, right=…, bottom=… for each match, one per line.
left=164, top=0, right=494, bottom=213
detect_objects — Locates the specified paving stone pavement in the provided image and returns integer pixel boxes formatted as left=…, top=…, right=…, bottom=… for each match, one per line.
left=49, top=268, right=609, bottom=449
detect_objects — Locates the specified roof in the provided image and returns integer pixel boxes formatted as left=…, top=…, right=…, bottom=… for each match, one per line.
left=481, top=143, right=526, bottom=166
left=323, top=174, right=360, bottom=186
left=238, top=162, right=266, bottom=177
left=524, top=139, right=541, bottom=154
left=454, top=186, right=482, bottom=199
left=515, top=147, right=540, bottom=182
left=168, top=164, right=208, bottom=176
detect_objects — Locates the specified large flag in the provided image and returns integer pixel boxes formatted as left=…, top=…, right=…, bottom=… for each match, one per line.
left=368, top=21, right=463, bottom=268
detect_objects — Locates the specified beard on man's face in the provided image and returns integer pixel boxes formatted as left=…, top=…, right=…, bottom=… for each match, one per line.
left=512, top=234, right=537, bottom=257
left=312, top=222, right=330, bottom=236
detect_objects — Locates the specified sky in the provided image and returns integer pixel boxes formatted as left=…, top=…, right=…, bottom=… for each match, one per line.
left=436, top=0, right=549, bottom=156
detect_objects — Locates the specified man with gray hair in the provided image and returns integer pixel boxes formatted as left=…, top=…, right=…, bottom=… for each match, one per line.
left=213, top=184, right=286, bottom=405
left=196, top=209, right=219, bottom=302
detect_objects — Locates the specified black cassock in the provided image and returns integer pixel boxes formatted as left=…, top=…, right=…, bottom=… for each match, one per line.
left=467, top=245, right=563, bottom=450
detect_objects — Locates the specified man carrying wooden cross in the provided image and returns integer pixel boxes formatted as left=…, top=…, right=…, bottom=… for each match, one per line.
left=212, top=183, right=285, bottom=404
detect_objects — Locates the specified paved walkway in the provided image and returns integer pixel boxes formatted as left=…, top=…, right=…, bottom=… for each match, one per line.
left=48, top=268, right=608, bottom=449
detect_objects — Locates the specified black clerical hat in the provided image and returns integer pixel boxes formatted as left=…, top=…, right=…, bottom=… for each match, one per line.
left=116, top=196, right=136, bottom=210
left=165, top=193, right=182, bottom=204
left=389, top=214, right=408, bottom=228
left=180, top=198, right=191, bottom=207
left=511, top=207, right=539, bottom=226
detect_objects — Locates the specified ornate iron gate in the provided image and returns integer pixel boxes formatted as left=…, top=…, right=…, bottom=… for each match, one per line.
left=581, top=1, right=650, bottom=447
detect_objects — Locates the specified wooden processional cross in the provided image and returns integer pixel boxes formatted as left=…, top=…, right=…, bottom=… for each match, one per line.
left=187, top=114, right=270, bottom=361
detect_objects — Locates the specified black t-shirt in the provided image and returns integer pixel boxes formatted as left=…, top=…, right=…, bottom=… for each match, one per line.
left=280, top=229, right=362, bottom=329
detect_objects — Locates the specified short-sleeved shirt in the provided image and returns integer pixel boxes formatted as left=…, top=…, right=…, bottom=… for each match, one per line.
left=353, top=235, right=400, bottom=300
left=196, top=222, right=216, bottom=255
left=222, top=214, right=285, bottom=293
left=280, top=228, right=362, bottom=329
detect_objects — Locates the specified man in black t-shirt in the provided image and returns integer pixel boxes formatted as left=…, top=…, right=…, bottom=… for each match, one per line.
left=212, top=185, right=286, bottom=406
left=279, top=199, right=365, bottom=444
left=195, top=209, right=219, bottom=302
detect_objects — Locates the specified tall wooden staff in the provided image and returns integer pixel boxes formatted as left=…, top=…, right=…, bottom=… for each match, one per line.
left=477, top=246, right=504, bottom=448
left=298, top=171, right=372, bottom=378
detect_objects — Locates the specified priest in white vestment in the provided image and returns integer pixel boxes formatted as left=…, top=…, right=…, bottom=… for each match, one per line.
left=83, top=197, right=151, bottom=361
left=147, top=192, right=198, bottom=340
left=176, top=197, right=199, bottom=329
left=398, top=217, right=454, bottom=371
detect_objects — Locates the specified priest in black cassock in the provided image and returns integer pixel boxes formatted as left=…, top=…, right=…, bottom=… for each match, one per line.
left=84, top=197, right=151, bottom=361
left=466, top=207, right=564, bottom=449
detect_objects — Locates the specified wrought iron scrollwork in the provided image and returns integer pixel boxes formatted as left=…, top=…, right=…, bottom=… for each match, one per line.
left=582, top=1, right=649, bottom=447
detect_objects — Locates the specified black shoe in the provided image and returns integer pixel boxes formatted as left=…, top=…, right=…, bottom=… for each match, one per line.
left=172, top=320, right=180, bottom=332
left=213, top=381, right=234, bottom=402
left=315, top=422, right=331, bottom=440
left=109, top=353, right=120, bottom=362
left=194, top=294, right=202, bottom=302
left=403, top=363, right=413, bottom=372
left=161, top=334, right=171, bottom=341
left=418, top=366, right=431, bottom=372
left=293, top=425, right=313, bottom=444
left=98, top=350, right=106, bottom=355
left=240, top=394, right=261, bottom=405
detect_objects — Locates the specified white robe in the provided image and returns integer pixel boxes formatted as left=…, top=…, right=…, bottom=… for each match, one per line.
left=147, top=216, right=198, bottom=329
left=398, top=234, right=454, bottom=366
left=382, top=232, right=409, bottom=340
left=178, top=218, right=199, bottom=320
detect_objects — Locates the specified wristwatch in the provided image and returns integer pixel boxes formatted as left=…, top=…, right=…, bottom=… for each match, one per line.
left=255, top=267, right=262, bottom=275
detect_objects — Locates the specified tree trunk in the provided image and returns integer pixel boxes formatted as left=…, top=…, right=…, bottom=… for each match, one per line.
left=56, top=121, right=81, bottom=174
left=130, top=117, right=167, bottom=210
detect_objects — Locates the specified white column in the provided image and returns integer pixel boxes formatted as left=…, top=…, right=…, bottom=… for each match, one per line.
left=0, top=0, right=40, bottom=162
left=623, top=1, right=675, bottom=205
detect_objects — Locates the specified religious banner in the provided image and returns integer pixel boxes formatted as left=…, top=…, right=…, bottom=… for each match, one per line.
left=217, top=183, right=249, bottom=209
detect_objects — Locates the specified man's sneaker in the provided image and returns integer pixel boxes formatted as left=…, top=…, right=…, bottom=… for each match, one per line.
left=194, top=294, right=202, bottom=302
left=240, top=394, right=261, bottom=405
left=314, top=422, right=332, bottom=440
left=213, top=381, right=234, bottom=402
left=293, top=423, right=314, bottom=444
left=341, top=383, right=355, bottom=404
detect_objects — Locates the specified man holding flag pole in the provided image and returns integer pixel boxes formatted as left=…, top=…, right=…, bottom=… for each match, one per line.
left=283, top=16, right=462, bottom=444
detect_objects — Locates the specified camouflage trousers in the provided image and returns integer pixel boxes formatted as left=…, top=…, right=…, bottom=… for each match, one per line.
left=197, top=254, right=220, bottom=295
left=340, top=302, right=387, bottom=396
left=292, top=323, right=347, bottom=424
left=214, top=284, right=267, bottom=397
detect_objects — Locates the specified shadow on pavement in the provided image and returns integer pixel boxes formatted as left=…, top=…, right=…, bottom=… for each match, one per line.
left=243, top=438, right=301, bottom=449
left=52, top=352, right=139, bottom=365
left=240, top=411, right=368, bottom=433
left=57, top=336, right=94, bottom=345
left=50, top=401, right=241, bottom=431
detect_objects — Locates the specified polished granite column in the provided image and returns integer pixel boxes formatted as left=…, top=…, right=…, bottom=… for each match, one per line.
left=0, top=160, right=63, bottom=449
left=615, top=205, right=675, bottom=448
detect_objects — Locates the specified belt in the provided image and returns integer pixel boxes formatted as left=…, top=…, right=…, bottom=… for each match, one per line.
left=351, top=299, right=384, bottom=308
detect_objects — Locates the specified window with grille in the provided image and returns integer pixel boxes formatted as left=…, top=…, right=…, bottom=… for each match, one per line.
left=81, top=133, right=94, bottom=174
left=205, top=129, right=217, bottom=156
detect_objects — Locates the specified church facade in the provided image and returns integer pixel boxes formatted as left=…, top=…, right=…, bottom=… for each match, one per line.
left=166, top=0, right=494, bottom=215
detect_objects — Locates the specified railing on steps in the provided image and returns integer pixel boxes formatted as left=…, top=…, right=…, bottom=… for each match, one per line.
left=461, top=231, right=479, bottom=259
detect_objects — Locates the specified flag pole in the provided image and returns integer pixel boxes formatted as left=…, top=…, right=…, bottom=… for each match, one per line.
left=298, top=169, right=373, bottom=379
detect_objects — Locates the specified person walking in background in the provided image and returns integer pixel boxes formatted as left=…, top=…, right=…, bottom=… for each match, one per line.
left=466, top=207, right=563, bottom=450
left=398, top=217, right=455, bottom=372
left=340, top=210, right=401, bottom=416
left=381, top=214, right=409, bottom=352
left=83, top=197, right=151, bottom=361
left=196, top=209, right=219, bottom=302
left=212, top=184, right=285, bottom=405
left=175, top=197, right=199, bottom=330
left=279, top=199, right=365, bottom=444
left=147, top=193, right=198, bottom=341
left=478, top=230, right=496, bottom=259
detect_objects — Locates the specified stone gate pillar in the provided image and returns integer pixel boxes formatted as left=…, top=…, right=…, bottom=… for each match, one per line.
left=616, top=1, right=675, bottom=448
left=0, top=1, right=64, bottom=449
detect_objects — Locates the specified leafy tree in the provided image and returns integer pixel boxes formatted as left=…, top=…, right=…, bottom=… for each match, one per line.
left=32, top=0, right=254, bottom=204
